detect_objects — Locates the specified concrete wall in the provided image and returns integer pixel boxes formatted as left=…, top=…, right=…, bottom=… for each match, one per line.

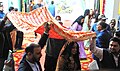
left=105, top=0, right=120, bottom=23
left=2, top=0, right=9, bottom=13
left=1, top=0, right=21, bottom=13
left=104, top=0, right=114, bottom=23
left=113, top=0, right=120, bottom=19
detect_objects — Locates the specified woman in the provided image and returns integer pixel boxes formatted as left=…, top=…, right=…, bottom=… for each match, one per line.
left=70, top=15, right=87, bottom=59
left=82, top=9, right=91, bottom=50
left=56, top=42, right=81, bottom=71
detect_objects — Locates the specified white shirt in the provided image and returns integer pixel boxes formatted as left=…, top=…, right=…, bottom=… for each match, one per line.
left=26, top=60, right=40, bottom=71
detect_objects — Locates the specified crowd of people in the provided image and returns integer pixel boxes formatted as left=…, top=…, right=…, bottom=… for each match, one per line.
left=0, top=0, right=120, bottom=71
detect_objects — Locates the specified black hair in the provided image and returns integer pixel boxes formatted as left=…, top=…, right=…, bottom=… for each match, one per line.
left=61, top=42, right=81, bottom=70
left=61, top=42, right=79, bottom=58
left=25, top=43, right=40, bottom=54
left=84, top=9, right=90, bottom=17
left=99, top=22, right=107, bottom=29
left=110, top=19, right=116, bottom=23
left=14, top=8, right=18, bottom=11
left=72, top=15, right=84, bottom=26
left=110, top=37, right=120, bottom=46
left=51, top=1, right=54, bottom=4
left=9, top=7, right=14, bottom=12
left=30, top=0, right=32, bottom=2
left=55, top=15, right=61, bottom=21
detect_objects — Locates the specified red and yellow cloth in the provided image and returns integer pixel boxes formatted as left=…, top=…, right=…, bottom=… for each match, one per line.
left=7, top=6, right=96, bottom=41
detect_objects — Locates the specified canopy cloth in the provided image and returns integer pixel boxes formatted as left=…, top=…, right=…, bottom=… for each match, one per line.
left=7, top=6, right=96, bottom=42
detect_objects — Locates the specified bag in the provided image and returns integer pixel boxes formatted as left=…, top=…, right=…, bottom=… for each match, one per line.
left=3, top=50, right=15, bottom=71
left=88, top=60, right=99, bottom=70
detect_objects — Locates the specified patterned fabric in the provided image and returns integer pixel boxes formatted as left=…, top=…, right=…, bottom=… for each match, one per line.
left=70, top=22, right=87, bottom=58
left=7, top=6, right=96, bottom=42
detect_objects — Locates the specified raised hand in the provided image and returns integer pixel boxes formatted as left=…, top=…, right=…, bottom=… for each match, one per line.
left=44, top=22, right=50, bottom=34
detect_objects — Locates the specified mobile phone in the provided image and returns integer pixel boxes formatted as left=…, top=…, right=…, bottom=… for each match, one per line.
left=7, top=50, right=13, bottom=61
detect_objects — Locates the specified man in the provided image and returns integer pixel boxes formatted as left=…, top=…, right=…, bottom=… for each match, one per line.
left=110, top=19, right=116, bottom=37
left=43, top=21, right=66, bottom=71
left=14, top=8, right=24, bottom=50
left=0, top=2, right=5, bottom=20
left=32, top=0, right=43, bottom=10
left=13, top=8, right=24, bottom=50
left=48, top=1, right=55, bottom=17
left=0, top=13, right=15, bottom=71
left=18, top=43, right=42, bottom=71
left=32, top=0, right=44, bottom=38
left=6, top=7, right=17, bottom=50
left=18, top=22, right=50, bottom=71
left=96, top=22, right=112, bottom=49
left=91, top=14, right=110, bottom=35
left=44, top=37, right=66, bottom=71
left=93, top=21, right=112, bottom=67
left=90, top=37, right=120, bottom=69
left=29, top=0, right=34, bottom=12
left=0, top=13, right=8, bottom=70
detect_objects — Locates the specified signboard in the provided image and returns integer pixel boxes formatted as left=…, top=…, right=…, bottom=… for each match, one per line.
left=54, top=0, right=85, bottom=20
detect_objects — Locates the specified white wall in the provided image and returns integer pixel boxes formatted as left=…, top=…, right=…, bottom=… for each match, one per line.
left=2, top=0, right=9, bottom=13
left=105, top=0, right=120, bottom=23
left=113, top=0, right=120, bottom=20
left=104, top=0, right=114, bottom=23
left=2, top=0, right=20, bottom=13
left=12, top=0, right=20, bottom=11
left=85, top=0, right=94, bottom=10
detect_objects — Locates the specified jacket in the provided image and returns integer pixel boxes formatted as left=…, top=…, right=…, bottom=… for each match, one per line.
left=100, top=49, right=120, bottom=69
left=0, top=20, right=15, bottom=59
left=96, top=30, right=112, bottom=48
left=46, top=38, right=66, bottom=58
left=18, top=33, right=49, bottom=71
left=18, top=54, right=42, bottom=71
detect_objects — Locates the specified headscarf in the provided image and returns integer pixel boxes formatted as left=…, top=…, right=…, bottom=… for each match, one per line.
left=72, top=15, right=84, bottom=26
